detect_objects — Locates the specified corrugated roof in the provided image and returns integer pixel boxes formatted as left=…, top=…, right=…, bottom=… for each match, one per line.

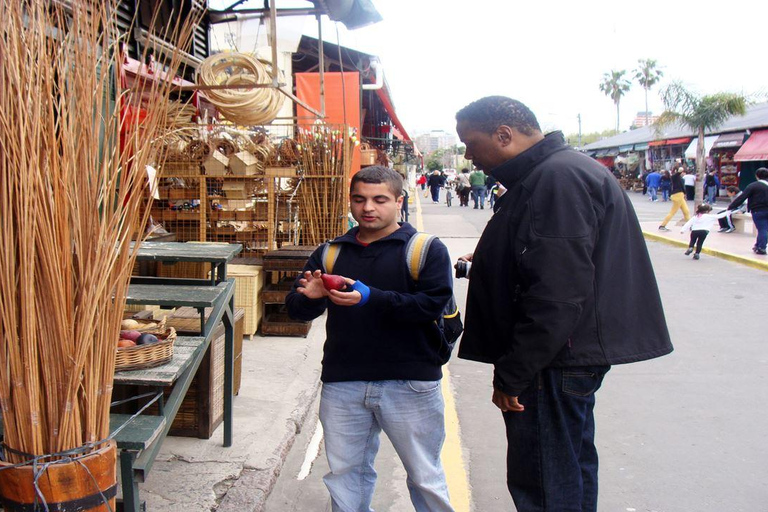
left=582, top=102, right=768, bottom=151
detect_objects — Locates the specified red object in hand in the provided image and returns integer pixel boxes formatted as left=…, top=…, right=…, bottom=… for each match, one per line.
left=321, top=274, right=347, bottom=291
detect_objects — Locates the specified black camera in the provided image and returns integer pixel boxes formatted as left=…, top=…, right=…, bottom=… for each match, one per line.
left=455, top=260, right=471, bottom=279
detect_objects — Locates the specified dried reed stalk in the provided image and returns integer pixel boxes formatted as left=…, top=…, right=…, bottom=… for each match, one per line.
left=295, top=126, right=355, bottom=245
left=0, top=0, right=201, bottom=462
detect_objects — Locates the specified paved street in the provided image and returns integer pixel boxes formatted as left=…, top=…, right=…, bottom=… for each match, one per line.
left=265, top=188, right=768, bottom=512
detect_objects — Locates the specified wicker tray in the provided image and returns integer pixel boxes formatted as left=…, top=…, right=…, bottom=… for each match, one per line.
left=115, top=327, right=177, bottom=372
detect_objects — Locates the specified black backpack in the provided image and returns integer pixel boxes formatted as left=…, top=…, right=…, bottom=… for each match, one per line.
left=321, top=232, right=463, bottom=363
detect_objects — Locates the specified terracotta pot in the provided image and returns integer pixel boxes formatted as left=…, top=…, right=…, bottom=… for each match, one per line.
left=0, top=440, right=116, bottom=511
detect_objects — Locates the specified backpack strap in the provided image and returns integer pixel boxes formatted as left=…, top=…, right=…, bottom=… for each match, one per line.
left=405, top=232, right=436, bottom=281
left=321, top=242, right=341, bottom=274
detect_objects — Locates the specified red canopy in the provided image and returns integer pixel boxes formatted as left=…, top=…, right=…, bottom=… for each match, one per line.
left=734, top=129, right=768, bottom=161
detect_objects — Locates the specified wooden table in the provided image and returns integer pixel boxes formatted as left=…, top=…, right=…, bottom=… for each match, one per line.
left=116, top=242, right=241, bottom=511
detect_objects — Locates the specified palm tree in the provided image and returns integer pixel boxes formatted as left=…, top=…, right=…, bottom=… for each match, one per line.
left=657, top=82, right=748, bottom=207
left=599, top=70, right=631, bottom=132
left=633, top=59, right=664, bottom=127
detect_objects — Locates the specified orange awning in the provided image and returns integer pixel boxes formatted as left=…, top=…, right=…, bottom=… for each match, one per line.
left=374, top=86, right=411, bottom=142
left=734, top=129, right=768, bottom=162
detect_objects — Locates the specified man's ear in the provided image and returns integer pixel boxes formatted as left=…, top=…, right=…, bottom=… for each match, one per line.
left=496, top=125, right=515, bottom=146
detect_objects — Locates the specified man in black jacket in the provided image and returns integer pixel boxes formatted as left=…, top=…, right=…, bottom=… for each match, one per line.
left=455, top=96, right=673, bottom=512
left=286, top=166, right=455, bottom=512
left=727, top=167, right=768, bottom=254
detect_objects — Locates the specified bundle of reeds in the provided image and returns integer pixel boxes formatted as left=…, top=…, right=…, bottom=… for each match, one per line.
left=295, top=126, right=356, bottom=245
left=0, top=0, right=200, bottom=462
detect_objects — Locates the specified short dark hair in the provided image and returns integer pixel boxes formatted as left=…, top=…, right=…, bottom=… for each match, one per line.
left=756, top=167, right=768, bottom=180
left=696, top=203, right=713, bottom=214
left=727, top=186, right=740, bottom=194
left=456, top=96, right=541, bottom=136
left=350, top=165, right=403, bottom=197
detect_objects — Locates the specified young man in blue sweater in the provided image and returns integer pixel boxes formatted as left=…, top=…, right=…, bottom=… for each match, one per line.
left=286, top=166, right=455, bottom=512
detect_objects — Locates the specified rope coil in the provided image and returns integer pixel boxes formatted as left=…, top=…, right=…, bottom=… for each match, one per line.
left=197, top=53, right=285, bottom=126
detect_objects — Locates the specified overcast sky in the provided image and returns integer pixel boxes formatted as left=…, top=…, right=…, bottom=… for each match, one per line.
left=210, top=0, right=768, bottom=138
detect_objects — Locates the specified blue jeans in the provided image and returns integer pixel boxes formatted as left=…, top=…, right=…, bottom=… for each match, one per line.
left=752, top=210, right=768, bottom=251
left=502, top=365, right=610, bottom=512
left=661, top=188, right=670, bottom=201
left=320, top=381, right=454, bottom=512
left=430, top=185, right=441, bottom=202
left=707, top=185, right=718, bottom=204
left=471, top=186, right=486, bottom=208
left=647, top=186, right=658, bottom=201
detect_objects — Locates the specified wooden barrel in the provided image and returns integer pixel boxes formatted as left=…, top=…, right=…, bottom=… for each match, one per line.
left=0, top=440, right=116, bottom=511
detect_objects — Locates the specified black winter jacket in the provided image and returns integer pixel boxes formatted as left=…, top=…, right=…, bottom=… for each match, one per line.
left=728, top=180, right=768, bottom=212
left=286, top=223, right=453, bottom=383
left=458, top=132, right=673, bottom=396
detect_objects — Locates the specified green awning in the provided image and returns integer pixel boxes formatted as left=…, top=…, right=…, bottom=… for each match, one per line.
left=634, top=142, right=650, bottom=151
left=619, top=145, right=634, bottom=152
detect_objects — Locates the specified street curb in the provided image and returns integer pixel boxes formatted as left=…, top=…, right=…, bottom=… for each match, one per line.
left=643, top=231, right=768, bottom=272
left=216, top=378, right=322, bottom=512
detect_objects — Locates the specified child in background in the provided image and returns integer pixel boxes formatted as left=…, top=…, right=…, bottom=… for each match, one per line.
left=680, top=203, right=728, bottom=260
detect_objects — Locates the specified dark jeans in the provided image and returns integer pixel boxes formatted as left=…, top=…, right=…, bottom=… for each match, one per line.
left=503, top=365, right=610, bottom=512
left=752, top=209, right=768, bottom=251
left=689, top=230, right=708, bottom=253
left=685, top=185, right=695, bottom=201
left=430, top=185, right=441, bottom=202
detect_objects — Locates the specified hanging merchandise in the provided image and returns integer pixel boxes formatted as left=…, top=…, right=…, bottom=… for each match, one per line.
left=197, top=52, right=285, bottom=126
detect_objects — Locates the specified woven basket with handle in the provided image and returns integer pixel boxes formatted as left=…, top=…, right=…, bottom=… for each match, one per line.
left=115, top=327, right=177, bottom=372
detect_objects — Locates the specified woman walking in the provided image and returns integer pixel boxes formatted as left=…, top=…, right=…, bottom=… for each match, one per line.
left=659, top=167, right=691, bottom=231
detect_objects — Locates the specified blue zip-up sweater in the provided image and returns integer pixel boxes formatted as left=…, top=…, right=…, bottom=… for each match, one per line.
left=286, top=223, right=453, bottom=382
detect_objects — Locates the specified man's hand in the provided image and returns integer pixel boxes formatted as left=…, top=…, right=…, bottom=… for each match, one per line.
left=458, top=252, right=473, bottom=262
left=327, top=278, right=362, bottom=306
left=296, top=270, right=329, bottom=299
left=492, top=388, right=524, bottom=412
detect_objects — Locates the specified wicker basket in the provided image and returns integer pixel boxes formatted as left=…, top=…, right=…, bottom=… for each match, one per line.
left=359, top=143, right=376, bottom=167
left=115, top=327, right=177, bottom=372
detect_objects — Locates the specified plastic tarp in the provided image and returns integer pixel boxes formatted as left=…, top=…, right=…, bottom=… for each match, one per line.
left=684, top=136, right=718, bottom=159
left=734, top=129, right=768, bottom=162
left=296, top=71, right=362, bottom=174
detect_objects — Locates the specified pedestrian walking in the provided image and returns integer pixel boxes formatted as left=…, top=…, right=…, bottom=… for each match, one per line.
left=286, top=166, right=456, bottom=512
left=726, top=167, right=768, bottom=255
left=455, top=96, right=672, bottom=512
left=456, top=168, right=471, bottom=207
left=680, top=203, right=728, bottom=260
left=417, top=173, right=427, bottom=192
left=683, top=170, right=696, bottom=201
left=427, top=170, right=445, bottom=204
left=646, top=169, right=661, bottom=201
left=659, top=167, right=691, bottom=231
left=704, top=171, right=719, bottom=204
left=469, top=168, right=486, bottom=209
left=659, top=170, right=672, bottom=201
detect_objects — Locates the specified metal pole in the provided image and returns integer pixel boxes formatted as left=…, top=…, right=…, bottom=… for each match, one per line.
left=317, top=14, right=326, bottom=118
left=269, top=0, right=279, bottom=87
left=578, top=113, right=582, bottom=148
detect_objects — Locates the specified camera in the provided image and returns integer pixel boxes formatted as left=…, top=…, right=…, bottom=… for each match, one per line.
left=455, top=260, right=471, bottom=279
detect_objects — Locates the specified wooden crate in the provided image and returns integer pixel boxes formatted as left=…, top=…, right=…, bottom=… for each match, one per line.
left=261, top=306, right=311, bottom=337
left=157, top=260, right=210, bottom=280
left=230, top=151, right=259, bottom=176
left=261, top=276, right=294, bottom=304
left=228, top=264, right=265, bottom=336
left=203, top=152, right=229, bottom=176
left=262, top=246, right=316, bottom=272
left=159, top=307, right=245, bottom=438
